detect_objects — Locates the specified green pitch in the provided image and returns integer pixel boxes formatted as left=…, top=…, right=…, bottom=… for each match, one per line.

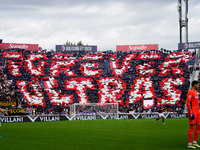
left=0, top=118, right=190, bottom=150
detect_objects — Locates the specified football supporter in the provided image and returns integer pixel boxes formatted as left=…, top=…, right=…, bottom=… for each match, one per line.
left=0, top=108, right=9, bottom=130
left=186, top=80, right=200, bottom=149
left=0, top=108, right=9, bottom=115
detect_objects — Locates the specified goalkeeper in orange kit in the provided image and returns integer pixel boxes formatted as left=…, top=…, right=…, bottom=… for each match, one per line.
left=186, top=80, right=200, bottom=149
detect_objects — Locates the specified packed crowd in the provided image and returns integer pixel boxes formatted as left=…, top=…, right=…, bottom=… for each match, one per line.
left=0, top=48, right=195, bottom=115
left=0, top=60, right=20, bottom=106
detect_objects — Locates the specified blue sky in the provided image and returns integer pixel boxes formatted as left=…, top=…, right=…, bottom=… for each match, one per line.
left=0, top=0, right=200, bottom=51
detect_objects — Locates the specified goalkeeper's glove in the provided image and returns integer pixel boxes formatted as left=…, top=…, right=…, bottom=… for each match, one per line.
left=190, top=110, right=195, bottom=120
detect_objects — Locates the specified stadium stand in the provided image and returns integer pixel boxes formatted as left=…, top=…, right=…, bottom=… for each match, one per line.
left=0, top=48, right=195, bottom=115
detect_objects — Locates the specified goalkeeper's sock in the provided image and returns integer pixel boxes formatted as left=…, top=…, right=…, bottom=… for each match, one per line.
left=156, top=118, right=159, bottom=121
left=189, top=125, right=195, bottom=143
left=162, top=118, right=164, bottom=123
left=193, top=125, right=200, bottom=142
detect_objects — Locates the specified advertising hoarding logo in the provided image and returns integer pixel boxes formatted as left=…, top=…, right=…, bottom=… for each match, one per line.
left=65, top=115, right=75, bottom=121
left=100, top=115, right=109, bottom=120
left=0, top=117, right=23, bottom=123
left=28, top=116, right=39, bottom=122
left=61, top=46, right=65, bottom=51
left=0, top=43, right=39, bottom=51
left=131, top=114, right=140, bottom=119
left=56, top=45, right=97, bottom=52
left=76, top=115, right=96, bottom=120
left=178, top=42, right=200, bottom=49
left=9, top=44, right=28, bottom=49
left=116, top=44, right=159, bottom=52
left=128, top=45, right=147, bottom=51
left=184, top=44, right=188, bottom=49
left=39, top=116, right=60, bottom=121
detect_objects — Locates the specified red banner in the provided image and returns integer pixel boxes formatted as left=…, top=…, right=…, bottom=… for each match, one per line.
left=0, top=43, right=39, bottom=51
left=116, top=44, right=159, bottom=52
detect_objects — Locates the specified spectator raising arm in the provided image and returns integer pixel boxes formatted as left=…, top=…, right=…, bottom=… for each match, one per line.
left=0, top=108, right=9, bottom=115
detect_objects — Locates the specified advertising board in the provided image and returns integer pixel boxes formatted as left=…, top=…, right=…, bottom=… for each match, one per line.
left=56, top=45, right=97, bottom=52
left=178, top=42, right=200, bottom=49
left=116, top=44, right=159, bottom=52
left=0, top=43, right=39, bottom=51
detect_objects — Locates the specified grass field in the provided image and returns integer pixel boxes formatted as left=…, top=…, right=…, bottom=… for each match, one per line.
left=0, top=118, right=193, bottom=150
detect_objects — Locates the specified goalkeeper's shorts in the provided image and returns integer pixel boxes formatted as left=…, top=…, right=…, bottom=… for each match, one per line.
left=188, top=113, right=200, bottom=125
